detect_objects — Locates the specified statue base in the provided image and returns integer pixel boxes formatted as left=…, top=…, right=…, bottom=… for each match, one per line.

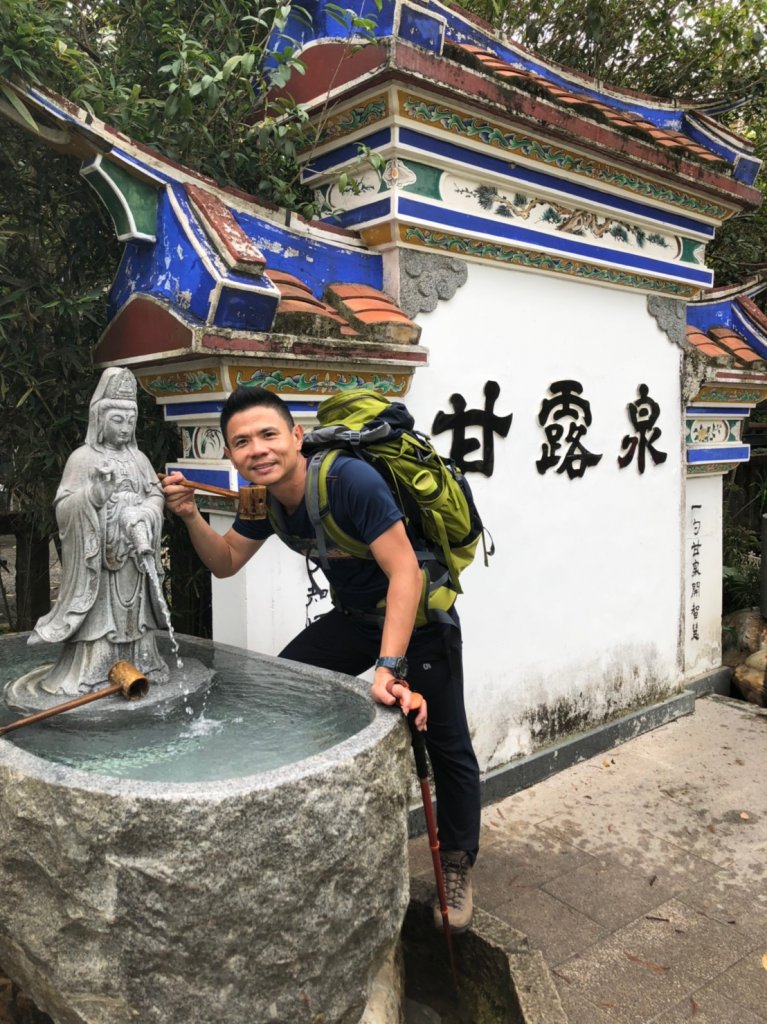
left=4, top=657, right=215, bottom=720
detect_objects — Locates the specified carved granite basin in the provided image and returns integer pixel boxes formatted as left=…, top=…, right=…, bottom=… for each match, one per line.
left=0, top=633, right=410, bottom=1024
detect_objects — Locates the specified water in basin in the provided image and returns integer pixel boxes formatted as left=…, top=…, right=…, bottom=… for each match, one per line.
left=0, top=634, right=372, bottom=783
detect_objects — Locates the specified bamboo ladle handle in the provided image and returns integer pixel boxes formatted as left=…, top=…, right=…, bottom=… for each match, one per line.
left=157, top=472, right=238, bottom=499
left=0, top=661, right=149, bottom=737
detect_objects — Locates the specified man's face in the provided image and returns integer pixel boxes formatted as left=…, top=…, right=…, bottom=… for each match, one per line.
left=224, top=406, right=303, bottom=487
left=102, top=408, right=136, bottom=448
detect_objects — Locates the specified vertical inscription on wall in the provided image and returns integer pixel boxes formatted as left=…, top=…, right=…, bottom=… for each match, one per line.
left=690, top=503, right=702, bottom=643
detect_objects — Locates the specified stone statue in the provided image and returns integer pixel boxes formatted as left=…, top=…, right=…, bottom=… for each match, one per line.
left=27, top=367, right=169, bottom=695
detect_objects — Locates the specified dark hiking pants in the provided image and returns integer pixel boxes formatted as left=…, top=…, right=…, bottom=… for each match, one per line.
left=279, top=606, right=481, bottom=861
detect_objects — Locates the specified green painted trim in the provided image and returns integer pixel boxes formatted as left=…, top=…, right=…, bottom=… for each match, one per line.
left=680, top=237, right=702, bottom=264
left=686, top=463, right=735, bottom=476
left=141, top=370, right=219, bottom=396
left=697, top=386, right=767, bottom=403
left=316, top=97, right=388, bottom=146
left=401, top=97, right=727, bottom=220
left=403, top=226, right=698, bottom=297
left=233, top=369, right=408, bottom=394
left=81, top=157, right=158, bottom=240
left=400, top=159, right=443, bottom=199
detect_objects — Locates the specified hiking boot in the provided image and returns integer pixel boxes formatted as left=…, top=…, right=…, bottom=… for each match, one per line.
left=433, top=850, right=473, bottom=933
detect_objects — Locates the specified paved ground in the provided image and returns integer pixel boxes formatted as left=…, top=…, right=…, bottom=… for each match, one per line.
left=409, top=693, right=767, bottom=1023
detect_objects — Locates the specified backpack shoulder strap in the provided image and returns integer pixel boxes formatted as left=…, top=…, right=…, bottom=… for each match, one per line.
left=305, top=449, right=372, bottom=573
left=305, top=450, right=332, bottom=575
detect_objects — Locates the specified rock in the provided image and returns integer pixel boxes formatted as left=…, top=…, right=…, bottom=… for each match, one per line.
left=403, top=999, right=442, bottom=1023
left=732, top=663, right=767, bottom=706
left=745, top=648, right=767, bottom=670
left=0, top=972, right=53, bottom=1024
left=722, top=608, right=767, bottom=657
left=359, top=948, right=405, bottom=1024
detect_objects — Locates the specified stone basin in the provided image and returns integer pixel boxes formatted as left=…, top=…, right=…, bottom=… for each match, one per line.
left=0, top=633, right=411, bottom=1024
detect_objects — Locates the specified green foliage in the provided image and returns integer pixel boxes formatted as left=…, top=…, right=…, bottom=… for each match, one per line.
left=722, top=554, right=761, bottom=615
left=0, top=124, right=109, bottom=535
left=0, top=120, right=180, bottom=530
left=722, top=466, right=767, bottom=613
left=0, top=0, right=384, bottom=214
left=465, top=0, right=766, bottom=99
left=0, top=0, right=328, bottom=214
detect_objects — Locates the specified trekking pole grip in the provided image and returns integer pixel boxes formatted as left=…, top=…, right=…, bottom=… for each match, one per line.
left=403, top=692, right=430, bottom=780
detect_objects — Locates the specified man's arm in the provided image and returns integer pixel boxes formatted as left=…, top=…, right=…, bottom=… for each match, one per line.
left=161, top=472, right=264, bottom=577
left=369, top=520, right=428, bottom=729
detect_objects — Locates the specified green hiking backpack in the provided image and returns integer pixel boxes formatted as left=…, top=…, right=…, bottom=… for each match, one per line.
left=299, top=389, right=491, bottom=625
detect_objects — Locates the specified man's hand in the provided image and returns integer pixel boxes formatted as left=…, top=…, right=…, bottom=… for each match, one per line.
left=160, top=471, right=199, bottom=521
left=370, top=669, right=427, bottom=731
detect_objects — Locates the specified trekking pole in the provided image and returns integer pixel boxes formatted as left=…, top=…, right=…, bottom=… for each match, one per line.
left=0, top=661, right=149, bottom=737
left=401, top=691, right=459, bottom=989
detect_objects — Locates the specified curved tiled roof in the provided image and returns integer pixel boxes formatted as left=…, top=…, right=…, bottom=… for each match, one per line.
left=448, top=43, right=727, bottom=170
left=686, top=325, right=764, bottom=366
left=268, top=0, right=760, bottom=190
left=270, top=271, right=421, bottom=344
left=687, top=280, right=767, bottom=370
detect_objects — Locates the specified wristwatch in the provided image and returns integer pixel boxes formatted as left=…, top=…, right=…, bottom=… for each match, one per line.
left=375, top=655, right=409, bottom=679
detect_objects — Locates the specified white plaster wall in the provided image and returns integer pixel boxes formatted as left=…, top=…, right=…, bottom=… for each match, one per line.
left=210, top=262, right=691, bottom=773
left=405, top=264, right=686, bottom=770
left=209, top=512, right=332, bottom=654
left=683, top=474, right=723, bottom=677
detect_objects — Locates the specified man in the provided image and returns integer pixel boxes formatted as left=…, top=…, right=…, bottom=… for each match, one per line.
left=162, top=386, right=480, bottom=931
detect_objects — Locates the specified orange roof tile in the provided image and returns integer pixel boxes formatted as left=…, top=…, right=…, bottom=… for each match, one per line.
left=276, top=285, right=327, bottom=308
left=686, top=327, right=730, bottom=359
left=327, top=283, right=390, bottom=300
left=351, top=310, right=414, bottom=325
left=325, top=283, right=421, bottom=345
left=449, top=42, right=726, bottom=168
left=269, top=270, right=361, bottom=338
left=709, top=327, right=763, bottom=363
left=266, top=269, right=313, bottom=292
left=338, top=298, right=411, bottom=315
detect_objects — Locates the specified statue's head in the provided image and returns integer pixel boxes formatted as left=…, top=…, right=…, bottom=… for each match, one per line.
left=86, top=369, right=139, bottom=450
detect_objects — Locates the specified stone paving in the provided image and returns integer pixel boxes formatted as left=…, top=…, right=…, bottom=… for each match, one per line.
left=410, top=693, right=767, bottom=1023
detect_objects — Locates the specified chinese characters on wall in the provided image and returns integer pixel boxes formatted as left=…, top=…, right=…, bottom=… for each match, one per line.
left=432, top=379, right=667, bottom=478
left=537, top=380, right=603, bottom=479
left=431, top=380, right=513, bottom=475
left=618, top=384, right=668, bottom=473
left=690, top=504, right=702, bottom=642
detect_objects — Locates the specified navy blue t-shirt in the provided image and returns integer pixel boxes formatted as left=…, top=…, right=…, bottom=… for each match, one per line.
left=232, top=455, right=404, bottom=610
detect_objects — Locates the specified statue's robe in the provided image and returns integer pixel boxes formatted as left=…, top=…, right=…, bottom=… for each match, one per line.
left=30, top=444, right=169, bottom=694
